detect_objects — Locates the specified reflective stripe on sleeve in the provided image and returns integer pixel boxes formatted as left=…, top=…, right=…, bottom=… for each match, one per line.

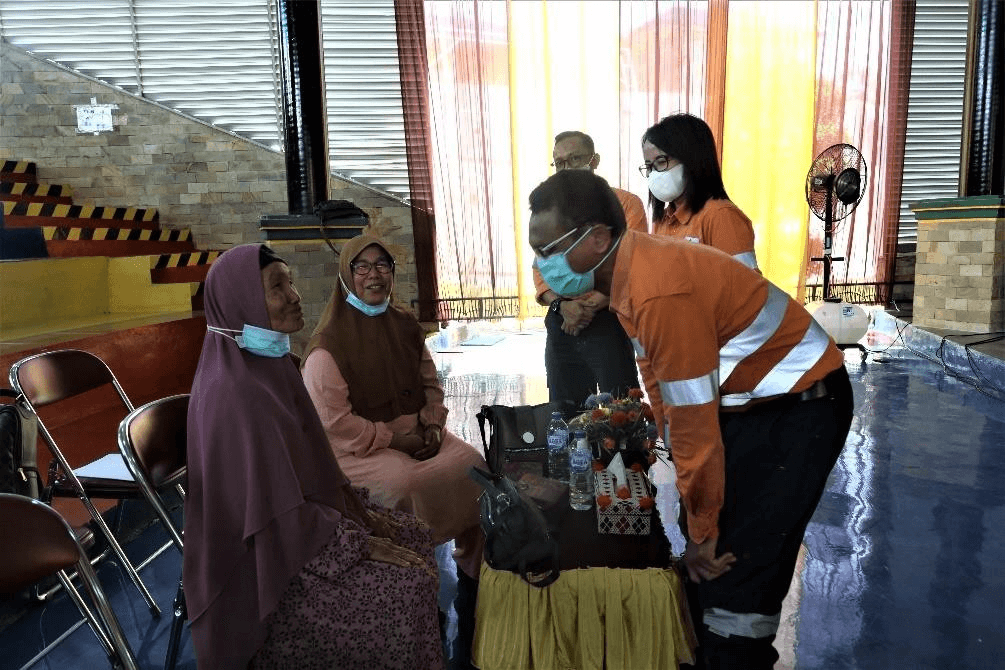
left=704, top=608, right=781, bottom=639
left=720, top=316, right=832, bottom=406
left=659, top=369, right=719, bottom=407
left=631, top=337, right=646, bottom=358
left=732, top=250, right=758, bottom=270
left=719, top=284, right=789, bottom=385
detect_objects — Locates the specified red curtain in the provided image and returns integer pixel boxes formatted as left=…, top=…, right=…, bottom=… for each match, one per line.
left=394, top=0, right=440, bottom=321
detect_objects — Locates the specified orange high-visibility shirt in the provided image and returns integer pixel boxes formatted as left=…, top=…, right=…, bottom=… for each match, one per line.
left=533, top=186, right=648, bottom=303
left=609, top=230, right=844, bottom=544
left=653, top=198, right=758, bottom=271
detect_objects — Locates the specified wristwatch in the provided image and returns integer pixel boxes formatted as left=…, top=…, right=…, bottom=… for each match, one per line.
left=549, top=297, right=565, bottom=314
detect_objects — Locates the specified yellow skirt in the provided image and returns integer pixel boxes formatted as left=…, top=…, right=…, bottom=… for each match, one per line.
left=472, top=564, right=696, bottom=670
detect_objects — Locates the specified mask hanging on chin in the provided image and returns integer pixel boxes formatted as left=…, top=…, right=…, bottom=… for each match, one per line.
left=648, top=163, right=686, bottom=203
left=207, top=324, right=291, bottom=358
left=341, top=276, right=390, bottom=316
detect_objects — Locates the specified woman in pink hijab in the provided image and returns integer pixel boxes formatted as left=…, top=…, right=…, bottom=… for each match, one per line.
left=184, top=244, right=443, bottom=669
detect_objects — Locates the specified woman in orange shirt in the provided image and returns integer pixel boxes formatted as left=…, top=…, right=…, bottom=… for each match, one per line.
left=641, top=113, right=759, bottom=271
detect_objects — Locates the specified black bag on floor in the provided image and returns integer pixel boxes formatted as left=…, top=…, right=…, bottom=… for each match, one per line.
left=468, top=466, right=560, bottom=588
left=476, top=402, right=558, bottom=475
left=0, top=388, right=41, bottom=498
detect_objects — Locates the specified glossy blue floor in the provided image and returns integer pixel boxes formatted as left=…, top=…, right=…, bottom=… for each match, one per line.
left=2, top=313, right=1003, bottom=670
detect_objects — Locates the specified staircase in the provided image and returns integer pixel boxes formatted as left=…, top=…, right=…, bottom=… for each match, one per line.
left=1, top=159, right=214, bottom=527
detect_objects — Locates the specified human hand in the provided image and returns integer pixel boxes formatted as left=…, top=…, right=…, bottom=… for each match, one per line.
left=560, top=299, right=595, bottom=335
left=413, top=425, right=442, bottom=461
left=683, top=536, right=737, bottom=583
left=577, top=290, right=610, bottom=311
left=389, top=430, right=425, bottom=456
left=367, top=536, right=438, bottom=582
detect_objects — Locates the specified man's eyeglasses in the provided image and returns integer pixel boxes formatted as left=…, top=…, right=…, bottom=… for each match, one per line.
left=350, top=259, right=394, bottom=276
left=638, top=155, right=675, bottom=177
left=551, top=153, right=596, bottom=171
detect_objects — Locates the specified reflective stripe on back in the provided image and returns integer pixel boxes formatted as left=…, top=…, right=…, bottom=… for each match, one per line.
left=720, top=316, right=831, bottom=406
left=719, top=284, right=789, bottom=385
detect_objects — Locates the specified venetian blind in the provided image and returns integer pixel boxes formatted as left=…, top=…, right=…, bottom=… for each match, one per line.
left=0, top=0, right=411, bottom=201
left=897, top=0, right=969, bottom=243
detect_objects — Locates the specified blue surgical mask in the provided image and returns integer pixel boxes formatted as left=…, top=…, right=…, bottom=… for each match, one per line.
left=342, top=276, right=390, bottom=317
left=534, top=227, right=622, bottom=298
left=207, top=324, right=291, bottom=358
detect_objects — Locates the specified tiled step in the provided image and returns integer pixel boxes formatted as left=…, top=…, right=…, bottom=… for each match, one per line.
left=0, top=181, right=73, bottom=205
left=150, top=250, right=220, bottom=284
left=42, top=226, right=196, bottom=257
left=2, top=200, right=159, bottom=230
left=0, top=160, right=37, bottom=184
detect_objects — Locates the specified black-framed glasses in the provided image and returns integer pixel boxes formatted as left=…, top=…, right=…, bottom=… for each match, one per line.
left=350, top=259, right=394, bottom=276
left=551, top=153, right=596, bottom=171
left=638, top=155, right=675, bottom=177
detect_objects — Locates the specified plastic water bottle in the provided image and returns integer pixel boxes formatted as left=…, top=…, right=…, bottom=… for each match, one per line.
left=546, top=412, right=570, bottom=481
left=569, top=430, right=594, bottom=510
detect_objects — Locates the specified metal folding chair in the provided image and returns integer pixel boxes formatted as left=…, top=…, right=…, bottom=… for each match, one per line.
left=118, top=394, right=188, bottom=670
left=9, top=349, right=160, bottom=614
left=0, top=493, right=139, bottom=670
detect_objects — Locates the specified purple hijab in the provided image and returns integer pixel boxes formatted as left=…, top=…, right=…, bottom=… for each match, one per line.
left=184, top=244, right=367, bottom=669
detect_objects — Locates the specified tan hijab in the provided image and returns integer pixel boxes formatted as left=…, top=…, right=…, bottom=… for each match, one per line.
left=304, top=234, right=426, bottom=423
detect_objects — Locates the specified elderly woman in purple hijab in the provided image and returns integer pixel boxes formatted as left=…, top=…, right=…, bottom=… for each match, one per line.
left=184, top=244, right=443, bottom=669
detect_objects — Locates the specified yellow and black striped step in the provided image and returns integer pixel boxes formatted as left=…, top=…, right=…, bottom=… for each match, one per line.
left=0, top=160, right=37, bottom=184
left=0, top=181, right=73, bottom=205
left=150, top=250, right=221, bottom=284
left=42, top=226, right=195, bottom=257
left=2, top=200, right=159, bottom=230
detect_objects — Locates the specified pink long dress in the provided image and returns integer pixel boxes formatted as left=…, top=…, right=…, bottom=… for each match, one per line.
left=303, top=346, right=486, bottom=579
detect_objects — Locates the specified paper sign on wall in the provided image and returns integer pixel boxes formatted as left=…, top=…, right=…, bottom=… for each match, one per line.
left=75, top=97, right=118, bottom=134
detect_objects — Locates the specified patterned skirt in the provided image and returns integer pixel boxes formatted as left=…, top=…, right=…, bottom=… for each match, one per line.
left=251, top=505, right=444, bottom=669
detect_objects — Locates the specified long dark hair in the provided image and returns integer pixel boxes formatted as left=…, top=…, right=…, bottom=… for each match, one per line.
left=642, top=113, right=728, bottom=224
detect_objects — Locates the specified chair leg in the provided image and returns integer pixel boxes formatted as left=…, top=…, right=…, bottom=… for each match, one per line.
left=165, top=578, right=186, bottom=670
left=78, top=492, right=161, bottom=615
left=72, top=558, right=140, bottom=670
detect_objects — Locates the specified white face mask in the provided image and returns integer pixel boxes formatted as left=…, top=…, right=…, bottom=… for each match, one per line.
left=648, top=163, right=686, bottom=203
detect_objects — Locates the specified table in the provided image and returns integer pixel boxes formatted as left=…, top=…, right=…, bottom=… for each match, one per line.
left=471, top=487, right=696, bottom=670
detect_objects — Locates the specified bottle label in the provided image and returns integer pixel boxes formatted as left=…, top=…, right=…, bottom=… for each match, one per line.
left=570, top=448, right=591, bottom=472
left=548, top=431, right=569, bottom=452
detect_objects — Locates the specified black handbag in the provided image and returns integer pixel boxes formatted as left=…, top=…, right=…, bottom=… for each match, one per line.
left=0, top=388, right=41, bottom=499
left=476, top=402, right=559, bottom=475
left=468, top=466, right=560, bottom=587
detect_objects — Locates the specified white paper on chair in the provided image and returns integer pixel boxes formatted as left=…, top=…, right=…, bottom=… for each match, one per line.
left=73, top=453, right=135, bottom=481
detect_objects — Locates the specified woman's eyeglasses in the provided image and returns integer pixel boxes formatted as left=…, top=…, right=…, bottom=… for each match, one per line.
left=638, top=155, right=674, bottom=177
left=350, top=259, right=394, bottom=276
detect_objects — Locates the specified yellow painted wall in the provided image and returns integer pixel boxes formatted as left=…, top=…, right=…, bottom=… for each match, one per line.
left=107, top=257, right=191, bottom=313
left=0, top=257, right=192, bottom=340
left=0, top=257, right=110, bottom=332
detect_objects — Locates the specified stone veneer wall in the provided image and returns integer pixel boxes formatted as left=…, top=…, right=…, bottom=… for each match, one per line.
left=911, top=196, right=1005, bottom=333
left=0, top=41, right=420, bottom=353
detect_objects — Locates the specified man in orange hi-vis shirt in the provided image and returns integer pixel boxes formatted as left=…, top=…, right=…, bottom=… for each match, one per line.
left=533, top=130, right=647, bottom=416
left=528, top=170, right=854, bottom=670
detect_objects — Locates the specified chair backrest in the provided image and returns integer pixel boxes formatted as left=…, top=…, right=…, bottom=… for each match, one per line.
left=0, top=493, right=80, bottom=595
left=10, top=349, right=133, bottom=411
left=118, top=394, right=188, bottom=488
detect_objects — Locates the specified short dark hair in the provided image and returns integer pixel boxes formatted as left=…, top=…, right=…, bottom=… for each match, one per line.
left=529, top=170, right=626, bottom=235
left=642, top=113, right=728, bottom=222
left=554, top=130, right=595, bottom=154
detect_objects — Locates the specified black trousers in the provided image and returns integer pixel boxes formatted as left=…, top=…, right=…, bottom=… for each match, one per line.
left=683, top=365, right=855, bottom=670
left=543, top=308, right=639, bottom=416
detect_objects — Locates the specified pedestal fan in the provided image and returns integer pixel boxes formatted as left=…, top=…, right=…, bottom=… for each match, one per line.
left=805, top=143, right=870, bottom=353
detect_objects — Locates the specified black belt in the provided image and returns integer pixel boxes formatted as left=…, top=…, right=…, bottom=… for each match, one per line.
left=720, top=377, right=831, bottom=414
